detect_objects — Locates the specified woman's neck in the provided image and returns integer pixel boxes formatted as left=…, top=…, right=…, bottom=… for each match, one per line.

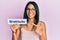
left=28, top=18, right=35, bottom=24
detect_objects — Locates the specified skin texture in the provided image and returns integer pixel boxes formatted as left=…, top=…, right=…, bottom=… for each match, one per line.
left=10, top=4, right=47, bottom=40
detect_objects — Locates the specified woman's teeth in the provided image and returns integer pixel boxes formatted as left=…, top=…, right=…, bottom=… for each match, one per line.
left=29, top=14, right=33, bottom=16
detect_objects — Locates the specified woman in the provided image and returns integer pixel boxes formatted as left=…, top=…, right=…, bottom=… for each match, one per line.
left=11, top=1, right=47, bottom=40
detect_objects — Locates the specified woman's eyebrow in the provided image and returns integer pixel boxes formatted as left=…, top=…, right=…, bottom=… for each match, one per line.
left=27, top=8, right=35, bottom=9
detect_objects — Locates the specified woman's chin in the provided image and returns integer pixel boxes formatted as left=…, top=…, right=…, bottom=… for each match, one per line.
left=28, top=15, right=35, bottom=18
left=28, top=17, right=33, bottom=19
left=28, top=17, right=34, bottom=19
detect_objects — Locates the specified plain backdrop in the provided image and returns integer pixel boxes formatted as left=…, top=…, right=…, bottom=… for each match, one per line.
left=0, top=0, right=60, bottom=40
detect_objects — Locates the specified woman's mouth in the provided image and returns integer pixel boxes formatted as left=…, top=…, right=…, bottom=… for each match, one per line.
left=29, top=13, right=33, bottom=16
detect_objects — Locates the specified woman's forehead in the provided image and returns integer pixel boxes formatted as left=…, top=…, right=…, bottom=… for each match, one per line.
left=27, top=4, right=35, bottom=9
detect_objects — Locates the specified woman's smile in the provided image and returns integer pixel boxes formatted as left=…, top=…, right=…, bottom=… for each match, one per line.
left=28, top=13, right=34, bottom=17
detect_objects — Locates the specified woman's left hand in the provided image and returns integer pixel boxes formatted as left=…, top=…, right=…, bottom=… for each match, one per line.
left=33, top=23, right=43, bottom=36
left=33, top=21, right=47, bottom=40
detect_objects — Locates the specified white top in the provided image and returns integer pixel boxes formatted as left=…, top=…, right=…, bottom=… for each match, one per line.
left=20, top=28, right=40, bottom=40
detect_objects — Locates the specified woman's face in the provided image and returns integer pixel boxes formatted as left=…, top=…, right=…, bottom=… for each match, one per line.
left=26, top=4, right=36, bottom=19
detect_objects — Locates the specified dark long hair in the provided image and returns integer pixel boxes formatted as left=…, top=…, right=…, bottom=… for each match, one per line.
left=24, top=1, right=39, bottom=24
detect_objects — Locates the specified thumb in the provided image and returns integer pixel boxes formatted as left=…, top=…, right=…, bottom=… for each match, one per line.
left=32, top=23, right=37, bottom=27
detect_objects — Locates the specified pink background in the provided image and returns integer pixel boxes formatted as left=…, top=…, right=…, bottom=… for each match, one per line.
left=0, top=0, right=60, bottom=40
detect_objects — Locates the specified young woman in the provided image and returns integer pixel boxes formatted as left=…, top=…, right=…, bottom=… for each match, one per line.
left=11, top=1, right=47, bottom=40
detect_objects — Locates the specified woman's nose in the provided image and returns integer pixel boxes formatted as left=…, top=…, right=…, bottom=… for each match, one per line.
left=29, top=10, right=32, bottom=12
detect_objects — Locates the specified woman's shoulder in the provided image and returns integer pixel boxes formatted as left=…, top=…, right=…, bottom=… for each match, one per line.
left=38, top=21, right=46, bottom=28
left=38, top=21, right=45, bottom=25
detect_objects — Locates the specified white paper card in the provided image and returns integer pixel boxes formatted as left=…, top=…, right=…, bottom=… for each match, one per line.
left=8, top=19, right=27, bottom=24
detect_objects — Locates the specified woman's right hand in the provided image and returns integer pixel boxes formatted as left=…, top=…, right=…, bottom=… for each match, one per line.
left=10, top=24, right=21, bottom=33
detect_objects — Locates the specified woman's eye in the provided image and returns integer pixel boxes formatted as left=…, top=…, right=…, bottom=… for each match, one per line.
left=27, top=8, right=30, bottom=10
left=32, top=9, right=35, bottom=10
left=27, top=8, right=35, bottom=11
